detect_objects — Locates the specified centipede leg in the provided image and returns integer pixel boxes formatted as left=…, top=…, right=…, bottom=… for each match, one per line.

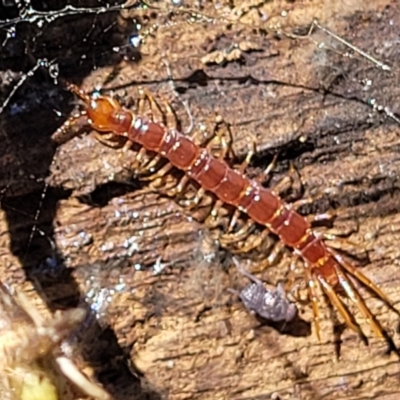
left=133, top=88, right=178, bottom=178
left=284, top=256, right=299, bottom=287
left=316, top=272, right=366, bottom=338
left=321, top=234, right=369, bottom=265
left=266, top=241, right=286, bottom=266
left=225, top=209, right=241, bottom=233
left=210, top=118, right=232, bottom=160
left=333, top=267, right=385, bottom=338
left=275, top=166, right=337, bottom=222
left=131, top=88, right=170, bottom=175
left=254, top=156, right=297, bottom=197
left=306, top=269, right=322, bottom=340
left=209, top=199, right=224, bottom=220
left=332, top=252, right=392, bottom=306
left=94, top=132, right=128, bottom=148
left=130, top=147, right=150, bottom=173
left=141, top=89, right=180, bottom=174
left=136, top=149, right=164, bottom=173
left=235, top=135, right=257, bottom=174
left=284, top=256, right=310, bottom=305
left=287, top=197, right=338, bottom=225
left=200, top=116, right=233, bottom=159
left=307, top=209, right=337, bottom=223
left=226, top=228, right=271, bottom=254
left=137, top=87, right=167, bottom=123
left=265, top=240, right=290, bottom=267
left=168, top=174, right=190, bottom=196
left=143, top=164, right=176, bottom=191
left=219, top=219, right=257, bottom=247
left=289, top=197, right=314, bottom=211
left=176, top=187, right=207, bottom=210
left=256, top=153, right=279, bottom=183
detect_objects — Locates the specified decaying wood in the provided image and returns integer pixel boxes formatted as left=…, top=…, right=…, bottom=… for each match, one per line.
left=2, top=0, right=400, bottom=399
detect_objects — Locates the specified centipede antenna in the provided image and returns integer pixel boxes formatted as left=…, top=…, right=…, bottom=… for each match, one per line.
left=312, top=19, right=391, bottom=72
left=65, top=82, right=92, bottom=104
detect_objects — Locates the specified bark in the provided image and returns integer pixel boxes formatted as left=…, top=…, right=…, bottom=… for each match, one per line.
left=1, top=0, right=400, bottom=399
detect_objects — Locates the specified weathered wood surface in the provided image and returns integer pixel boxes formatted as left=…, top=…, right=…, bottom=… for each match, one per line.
left=2, top=0, right=400, bottom=399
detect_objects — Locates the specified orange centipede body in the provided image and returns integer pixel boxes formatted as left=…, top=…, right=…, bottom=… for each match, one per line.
left=57, top=82, right=398, bottom=342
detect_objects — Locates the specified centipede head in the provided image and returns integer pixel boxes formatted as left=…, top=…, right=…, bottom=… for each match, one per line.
left=67, top=83, right=133, bottom=134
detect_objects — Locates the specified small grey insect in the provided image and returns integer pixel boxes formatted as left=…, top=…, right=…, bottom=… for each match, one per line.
left=230, top=259, right=297, bottom=322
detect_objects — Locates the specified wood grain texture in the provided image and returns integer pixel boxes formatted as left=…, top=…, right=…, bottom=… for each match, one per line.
left=1, top=0, right=400, bottom=399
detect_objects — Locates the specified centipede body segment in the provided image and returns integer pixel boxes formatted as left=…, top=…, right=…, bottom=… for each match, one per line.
left=55, top=82, right=398, bottom=342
